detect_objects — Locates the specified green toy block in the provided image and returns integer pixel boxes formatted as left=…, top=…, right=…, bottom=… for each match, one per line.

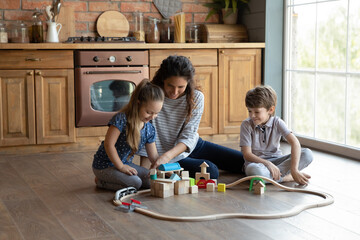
left=189, top=177, right=195, bottom=186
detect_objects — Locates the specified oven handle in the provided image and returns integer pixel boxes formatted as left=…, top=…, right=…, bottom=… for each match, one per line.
left=84, top=70, right=142, bottom=74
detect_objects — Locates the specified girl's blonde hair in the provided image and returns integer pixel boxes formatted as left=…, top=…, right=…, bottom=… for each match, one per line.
left=121, top=79, right=164, bottom=158
left=245, top=85, right=277, bottom=116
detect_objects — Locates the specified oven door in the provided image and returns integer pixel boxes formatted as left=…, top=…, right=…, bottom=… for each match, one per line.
left=75, top=66, right=149, bottom=127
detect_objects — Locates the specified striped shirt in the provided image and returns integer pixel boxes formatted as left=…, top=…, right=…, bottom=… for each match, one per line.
left=138, top=90, right=204, bottom=162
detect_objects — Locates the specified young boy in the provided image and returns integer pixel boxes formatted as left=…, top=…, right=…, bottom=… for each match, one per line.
left=240, top=85, right=313, bottom=185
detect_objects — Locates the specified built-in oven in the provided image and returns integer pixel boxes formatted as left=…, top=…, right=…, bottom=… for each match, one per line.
left=75, top=50, right=149, bottom=127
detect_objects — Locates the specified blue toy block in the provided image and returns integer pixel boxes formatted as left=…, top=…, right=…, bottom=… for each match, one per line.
left=169, top=173, right=181, bottom=181
left=158, top=162, right=181, bottom=171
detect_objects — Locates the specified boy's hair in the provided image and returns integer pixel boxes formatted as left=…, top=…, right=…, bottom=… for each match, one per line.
left=152, top=55, right=198, bottom=123
left=245, top=85, right=277, bottom=115
left=121, top=79, right=164, bottom=158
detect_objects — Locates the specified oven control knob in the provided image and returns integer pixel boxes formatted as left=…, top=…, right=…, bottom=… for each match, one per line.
left=93, top=56, right=100, bottom=62
left=126, top=56, right=133, bottom=62
left=109, top=56, right=116, bottom=63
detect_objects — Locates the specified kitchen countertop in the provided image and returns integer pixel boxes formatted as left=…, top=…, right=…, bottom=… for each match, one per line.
left=0, top=42, right=265, bottom=50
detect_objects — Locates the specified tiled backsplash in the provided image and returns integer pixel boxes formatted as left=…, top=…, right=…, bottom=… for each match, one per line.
left=0, top=0, right=218, bottom=37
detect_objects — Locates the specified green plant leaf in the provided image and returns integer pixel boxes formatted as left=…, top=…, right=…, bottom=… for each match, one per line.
left=205, top=9, right=218, bottom=21
left=232, top=0, right=237, bottom=13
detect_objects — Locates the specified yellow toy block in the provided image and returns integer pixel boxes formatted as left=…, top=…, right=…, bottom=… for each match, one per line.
left=217, top=183, right=226, bottom=192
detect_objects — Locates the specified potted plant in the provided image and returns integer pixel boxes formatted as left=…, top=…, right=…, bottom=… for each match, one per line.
left=204, top=0, right=250, bottom=24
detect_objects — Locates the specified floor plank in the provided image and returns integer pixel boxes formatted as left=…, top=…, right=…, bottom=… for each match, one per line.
left=9, top=158, right=117, bottom=240
left=3, top=198, right=72, bottom=240
left=0, top=201, right=23, bottom=240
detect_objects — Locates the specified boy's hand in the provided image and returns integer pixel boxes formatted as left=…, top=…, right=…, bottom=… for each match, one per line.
left=119, top=165, right=138, bottom=176
left=265, top=161, right=281, bottom=181
left=292, top=170, right=311, bottom=185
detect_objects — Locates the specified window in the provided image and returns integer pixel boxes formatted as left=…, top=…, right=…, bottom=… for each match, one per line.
left=284, top=0, right=360, bottom=155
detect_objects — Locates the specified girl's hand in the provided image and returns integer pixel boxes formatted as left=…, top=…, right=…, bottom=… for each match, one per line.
left=265, top=161, right=281, bottom=181
left=119, top=165, right=138, bottom=176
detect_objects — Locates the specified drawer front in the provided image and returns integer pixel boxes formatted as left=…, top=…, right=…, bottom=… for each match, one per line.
left=0, top=50, right=73, bottom=69
left=150, top=49, right=217, bottom=67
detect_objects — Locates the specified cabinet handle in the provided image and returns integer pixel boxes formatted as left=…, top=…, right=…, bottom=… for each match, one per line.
left=36, top=71, right=42, bottom=76
left=220, top=50, right=225, bottom=54
left=25, top=58, right=41, bottom=61
left=27, top=71, right=33, bottom=76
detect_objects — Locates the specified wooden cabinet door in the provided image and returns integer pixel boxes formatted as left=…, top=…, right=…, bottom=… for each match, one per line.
left=195, top=67, right=218, bottom=135
left=0, top=70, right=36, bottom=146
left=219, top=49, right=261, bottom=134
left=35, top=69, right=75, bottom=144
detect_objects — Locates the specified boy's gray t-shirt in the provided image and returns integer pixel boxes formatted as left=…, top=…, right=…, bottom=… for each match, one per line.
left=240, top=116, right=291, bottom=162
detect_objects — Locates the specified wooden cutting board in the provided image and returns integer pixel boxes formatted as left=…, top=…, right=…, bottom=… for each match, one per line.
left=96, top=11, right=129, bottom=37
left=57, top=5, right=76, bottom=42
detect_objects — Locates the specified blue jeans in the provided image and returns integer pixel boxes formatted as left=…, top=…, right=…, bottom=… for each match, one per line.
left=177, top=138, right=244, bottom=179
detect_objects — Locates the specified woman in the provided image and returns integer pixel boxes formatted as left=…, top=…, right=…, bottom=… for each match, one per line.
left=139, top=55, right=244, bottom=179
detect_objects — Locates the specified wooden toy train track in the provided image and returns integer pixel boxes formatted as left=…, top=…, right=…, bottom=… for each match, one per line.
left=115, top=175, right=334, bottom=222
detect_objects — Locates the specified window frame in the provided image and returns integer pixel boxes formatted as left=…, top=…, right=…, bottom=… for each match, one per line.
left=283, top=0, right=360, bottom=160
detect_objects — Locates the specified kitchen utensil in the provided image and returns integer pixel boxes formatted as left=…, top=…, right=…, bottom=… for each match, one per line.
left=55, top=2, right=61, bottom=21
left=96, top=11, right=129, bottom=37
left=154, top=0, right=182, bottom=19
left=45, top=5, right=54, bottom=22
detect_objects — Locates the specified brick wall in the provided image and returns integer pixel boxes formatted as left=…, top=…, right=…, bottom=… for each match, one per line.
left=0, top=0, right=219, bottom=37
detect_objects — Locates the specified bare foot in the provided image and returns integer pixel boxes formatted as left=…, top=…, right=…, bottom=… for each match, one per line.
left=282, top=174, right=294, bottom=182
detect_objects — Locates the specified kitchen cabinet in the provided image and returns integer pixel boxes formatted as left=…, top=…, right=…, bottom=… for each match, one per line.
left=219, top=48, right=262, bottom=134
left=0, top=50, right=75, bottom=146
left=150, top=48, right=261, bottom=135
left=149, top=49, right=218, bottom=135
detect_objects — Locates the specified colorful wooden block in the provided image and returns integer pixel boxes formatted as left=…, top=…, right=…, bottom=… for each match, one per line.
left=206, top=183, right=215, bottom=192
left=170, top=173, right=181, bottom=181
left=190, top=185, right=198, bottom=194
left=189, top=178, right=195, bottom=186
left=217, top=183, right=226, bottom=192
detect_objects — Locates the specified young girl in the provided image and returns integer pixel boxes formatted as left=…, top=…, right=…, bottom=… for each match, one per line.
left=139, top=55, right=245, bottom=178
left=92, top=79, right=164, bottom=190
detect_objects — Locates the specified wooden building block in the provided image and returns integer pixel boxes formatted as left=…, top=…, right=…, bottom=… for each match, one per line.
left=174, top=180, right=189, bottom=195
left=155, top=182, right=174, bottom=198
left=170, top=173, right=181, bottom=181
left=181, top=171, right=189, bottom=178
left=159, top=189, right=174, bottom=198
left=253, top=182, right=265, bottom=195
left=190, top=185, right=198, bottom=194
left=150, top=168, right=157, bottom=175
left=206, top=183, right=215, bottom=192
left=195, top=172, right=210, bottom=181
left=217, top=183, right=226, bottom=192
left=189, top=178, right=195, bottom=186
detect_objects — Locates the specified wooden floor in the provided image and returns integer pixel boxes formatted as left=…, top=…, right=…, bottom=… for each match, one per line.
left=0, top=142, right=360, bottom=240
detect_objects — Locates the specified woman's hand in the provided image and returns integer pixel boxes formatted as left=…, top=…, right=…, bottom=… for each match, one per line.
left=150, top=154, right=171, bottom=169
left=265, top=161, right=281, bottom=181
left=119, top=165, right=138, bottom=176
